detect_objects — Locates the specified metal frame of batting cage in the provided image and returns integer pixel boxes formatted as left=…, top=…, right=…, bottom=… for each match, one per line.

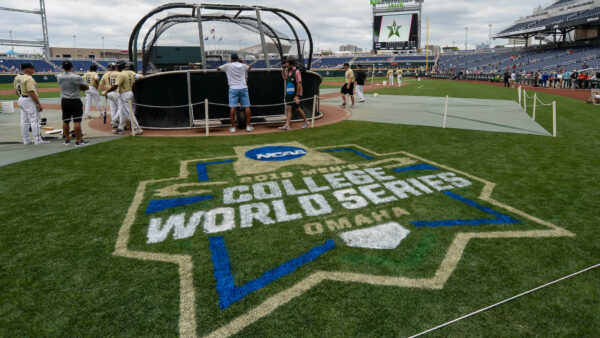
left=128, top=3, right=314, bottom=74
left=140, top=14, right=287, bottom=75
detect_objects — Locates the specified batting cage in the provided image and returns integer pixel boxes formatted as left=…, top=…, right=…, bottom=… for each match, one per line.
left=128, top=3, right=322, bottom=130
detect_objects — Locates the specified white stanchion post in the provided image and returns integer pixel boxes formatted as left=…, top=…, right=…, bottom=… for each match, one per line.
left=205, top=99, right=209, bottom=137
left=443, top=95, right=449, bottom=128
left=533, top=93, right=537, bottom=121
left=345, top=94, right=350, bottom=114
left=523, top=90, right=527, bottom=112
left=311, top=95, right=317, bottom=128
left=518, top=86, right=522, bottom=106
left=553, top=101, right=557, bottom=137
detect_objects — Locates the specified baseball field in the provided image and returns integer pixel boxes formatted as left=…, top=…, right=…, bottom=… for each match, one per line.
left=1, top=79, right=598, bottom=336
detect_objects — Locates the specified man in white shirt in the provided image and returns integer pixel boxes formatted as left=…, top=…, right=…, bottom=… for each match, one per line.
left=217, top=53, right=253, bottom=133
left=510, top=72, right=516, bottom=87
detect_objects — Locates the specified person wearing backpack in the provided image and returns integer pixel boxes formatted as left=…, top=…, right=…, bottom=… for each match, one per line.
left=278, top=57, right=308, bottom=130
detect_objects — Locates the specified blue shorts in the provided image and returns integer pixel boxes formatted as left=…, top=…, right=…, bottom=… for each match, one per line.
left=229, top=88, right=251, bottom=108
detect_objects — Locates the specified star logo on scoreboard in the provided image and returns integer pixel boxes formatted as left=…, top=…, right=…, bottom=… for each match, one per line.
left=113, top=143, right=575, bottom=337
left=388, top=20, right=402, bottom=38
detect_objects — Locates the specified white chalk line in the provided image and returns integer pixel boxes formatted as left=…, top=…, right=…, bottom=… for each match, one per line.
left=409, top=262, right=600, bottom=338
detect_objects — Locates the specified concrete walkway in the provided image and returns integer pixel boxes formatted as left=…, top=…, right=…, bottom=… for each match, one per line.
left=0, top=98, right=120, bottom=167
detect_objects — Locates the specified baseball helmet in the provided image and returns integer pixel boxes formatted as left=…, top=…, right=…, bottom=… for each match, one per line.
left=126, top=62, right=135, bottom=71
left=116, top=60, right=128, bottom=70
left=107, top=62, right=117, bottom=70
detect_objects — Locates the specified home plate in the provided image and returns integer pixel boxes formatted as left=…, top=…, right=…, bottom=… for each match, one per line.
left=339, top=222, right=410, bottom=250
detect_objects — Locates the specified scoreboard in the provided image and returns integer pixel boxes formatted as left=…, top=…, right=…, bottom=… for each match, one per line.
left=372, top=0, right=423, bottom=51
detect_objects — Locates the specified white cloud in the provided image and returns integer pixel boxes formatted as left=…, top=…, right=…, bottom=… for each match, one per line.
left=0, top=0, right=551, bottom=54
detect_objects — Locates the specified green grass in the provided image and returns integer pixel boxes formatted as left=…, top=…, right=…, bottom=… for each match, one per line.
left=1, top=79, right=598, bottom=336
left=0, top=82, right=59, bottom=90
left=0, top=91, right=61, bottom=100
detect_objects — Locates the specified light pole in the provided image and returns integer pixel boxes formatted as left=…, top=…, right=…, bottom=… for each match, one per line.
left=73, top=35, right=77, bottom=59
left=488, top=24, right=492, bottom=48
left=101, top=36, right=105, bottom=59
left=317, top=35, right=320, bottom=54
left=9, top=29, right=14, bottom=56
left=464, top=27, right=468, bottom=50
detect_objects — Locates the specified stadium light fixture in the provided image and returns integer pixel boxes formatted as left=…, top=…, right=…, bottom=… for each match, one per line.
left=9, top=29, right=14, bottom=54
left=464, top=27, right=468, bottom=50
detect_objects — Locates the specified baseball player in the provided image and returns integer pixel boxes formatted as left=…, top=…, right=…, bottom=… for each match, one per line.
left=106, top=64, right=121, bottom=128
left=106, top=62, right=142, bottom=135
left=101, top=63, right=120, bottom=128
left=82, top=65, right=104, bottom=119
left=14, top=63, right=48, bottom=145
left=396, top=68, right=403, bottom=87
left=387, top=68, right=394, bottom=86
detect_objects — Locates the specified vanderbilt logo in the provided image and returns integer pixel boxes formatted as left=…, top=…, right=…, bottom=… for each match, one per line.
left=114, top=143, right=574, bottom=337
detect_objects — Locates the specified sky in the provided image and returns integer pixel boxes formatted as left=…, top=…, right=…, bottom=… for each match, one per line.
left=0, top=0, right=557, bottom=54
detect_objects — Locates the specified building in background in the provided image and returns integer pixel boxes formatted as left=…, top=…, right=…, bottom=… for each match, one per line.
left=339, top=45, right=363, bottom=53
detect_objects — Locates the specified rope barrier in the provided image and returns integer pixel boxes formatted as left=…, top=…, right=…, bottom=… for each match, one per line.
left=133, top=96, right=318, bottom=109
left=409, top=262, right=600, bottom=338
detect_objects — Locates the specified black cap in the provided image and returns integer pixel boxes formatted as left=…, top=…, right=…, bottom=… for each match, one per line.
left=62, top=61, right=73, bottom=70
left=21, top=62, right=34, bottom=70
left=343, top=62, right=350, bottom=67
left=231, top=53, right=239, bottom=61
left=107, top=62, right=117, bottom=70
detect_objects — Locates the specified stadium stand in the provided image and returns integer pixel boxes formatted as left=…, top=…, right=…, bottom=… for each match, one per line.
left=437, top=44, right=600, bottom=74
left=311, top=57, right=354, bottom=69
left=0, top=58, right=57, bottom=73
left=437, top=0, right=600, bottom=75
left=497, top=0, right=600, bottom=39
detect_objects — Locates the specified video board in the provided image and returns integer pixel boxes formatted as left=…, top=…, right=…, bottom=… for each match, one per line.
left=373, top=12, right=419, bottom=50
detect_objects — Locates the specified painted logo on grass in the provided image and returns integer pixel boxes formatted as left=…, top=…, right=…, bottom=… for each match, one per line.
left=114, top=142, right=574, bottom=337
left=245, top=146, right=307, bottom=162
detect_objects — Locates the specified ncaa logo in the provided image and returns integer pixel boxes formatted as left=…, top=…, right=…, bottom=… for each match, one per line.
left=245, top=146, right=307, bottom=162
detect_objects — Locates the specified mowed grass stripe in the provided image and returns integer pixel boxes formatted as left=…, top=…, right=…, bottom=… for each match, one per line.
left=0, top=80, right=598, bottom=336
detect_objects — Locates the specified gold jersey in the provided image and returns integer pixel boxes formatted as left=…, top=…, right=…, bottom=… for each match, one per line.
left=99, top=71, right=113, bottom=90
left=14, top=74, right=37, bottom=96
left=116, top=70, right=135, bottom=93
left=82, top=71, right=99, bottom=88
left=109, top=71, right=120, bottom=88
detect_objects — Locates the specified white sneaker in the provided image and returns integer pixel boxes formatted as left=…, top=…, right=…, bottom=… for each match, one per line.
left=34, top=140, right=50, bottom=145
left=246, top=125, right=254, bottom=132
left=229, top=127, right=236, bottom=133
left=134, top=128, right=143, bottom=135
left=23, top=141, right=33, bottom=145
left=278, top=125, right=290, bottom=131
left=301, top=122, right=309, bottom=129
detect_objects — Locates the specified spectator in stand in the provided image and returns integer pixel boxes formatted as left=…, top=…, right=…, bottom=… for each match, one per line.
left=571, top=70, right=579, bottom=89
left=578, top=71, right=588, bottom=89
left=548, top=72, right=554, bottom=88
left=503, top=70, right=510, bottom=87
left=541, top=72, right=549, bottom=88
left=563, top=69, right=570, bottom=88
left=557, top=71, right=563, bottom=88
left=510, top=71, right=516, bottom=87
left=533, top=72, right=540, bottom=87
